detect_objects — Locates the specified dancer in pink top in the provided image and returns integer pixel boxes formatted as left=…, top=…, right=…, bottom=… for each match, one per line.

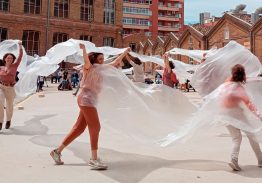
left=50, top=43, right=130, bottom=170
left=222, top=64, right=262, bottom=171
left=0, top=41, right=23, bottom=130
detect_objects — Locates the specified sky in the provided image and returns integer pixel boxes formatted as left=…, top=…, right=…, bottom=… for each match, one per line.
left=184, top=0, right=261, bottom=24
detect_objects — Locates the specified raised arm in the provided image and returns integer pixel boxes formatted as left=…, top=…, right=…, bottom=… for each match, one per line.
left=125, top=54, right=135, bottom=67
left=109, top=48, right=131, bottom=67
left=79, top=43, right=91, bottom=70
left=13, top=41, right=23, bottom=67
left=163, top=53, right=171, bottom=73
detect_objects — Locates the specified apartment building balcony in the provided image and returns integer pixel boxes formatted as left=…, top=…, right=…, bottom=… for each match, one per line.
left=168, top=0, right=184, bottom=2
left=158, top=16, right=180, bottom=21
left=123, top=24, right=150, bottom=30
left=123, top=13, right=150, bottom=19
left=124, top=2, right=149, bottom=9
left=158, top=6, right=179, bottom=11
left=158, top=26, right=179, bottom=32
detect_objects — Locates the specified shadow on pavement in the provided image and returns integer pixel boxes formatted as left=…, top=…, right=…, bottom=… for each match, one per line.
left=30, top=134, right=262, bottom=183
left=0, top=114, right=56, bottom=136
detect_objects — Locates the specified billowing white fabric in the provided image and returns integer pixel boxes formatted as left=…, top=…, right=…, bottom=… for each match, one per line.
left=0, top=38, right=200, bottom=98
left=168, top=46, right=218, bottom=63
left=188, top=41, right=261, bottom=97
left=0, top=40, right=28, bottom=73
left=95, top=65, right=196, bottom=144
left=129, top=53, right=196, bottom=82
left=14, top=39, right=128, bottom=98
left=159, top=80, right=262, bottom=147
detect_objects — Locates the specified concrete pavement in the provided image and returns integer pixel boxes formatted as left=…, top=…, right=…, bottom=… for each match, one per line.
left=0, top=84, right=261, bottom=183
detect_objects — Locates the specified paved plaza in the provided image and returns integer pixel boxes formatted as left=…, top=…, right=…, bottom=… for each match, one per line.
left=0, top=84, right=261, bottom=183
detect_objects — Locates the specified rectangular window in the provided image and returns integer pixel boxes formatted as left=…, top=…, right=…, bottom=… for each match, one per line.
left=0, top=27, right=8, bottom=41
left=80, top=0, right=93, bottom=21
left=80, top=35, right=92, bottom=42
left=0, top=0, right=9, bottom=11
left=54, top=0, right=69, bottom=18
left=53, top=32, right=69, bottom=46
left=129, top=43, right=136, bottom=52
left=104, top=0, right=115, bottom=25
left=24, top=0, right=41, bottom=14
left=103, top=37, right=114, bottom=47
left=22, top=30, right=40, bottom=55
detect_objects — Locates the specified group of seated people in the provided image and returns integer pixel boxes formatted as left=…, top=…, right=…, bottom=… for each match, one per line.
left=57, top=70, right=79, bottom=91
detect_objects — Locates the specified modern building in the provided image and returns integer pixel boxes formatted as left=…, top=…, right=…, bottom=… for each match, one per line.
left=122, top=0, right=184, bottom=38
left=0, top=0, right=123, bottom=56
left=199, top=12, right=210, bottom=24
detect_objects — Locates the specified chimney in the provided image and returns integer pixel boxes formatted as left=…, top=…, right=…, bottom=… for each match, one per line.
left=251, top=7, right=262, bottom=24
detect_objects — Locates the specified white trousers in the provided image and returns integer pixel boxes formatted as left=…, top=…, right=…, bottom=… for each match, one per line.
left=227, top=125, right=262, bottom=161
left=0, top=84, right=16, bottom=122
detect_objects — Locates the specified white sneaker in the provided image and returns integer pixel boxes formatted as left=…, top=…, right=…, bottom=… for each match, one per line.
left=228, top=159, right=241, bottom=171
left=88, top=158, right=108, bottom=170
left=50, top=149, right=64, bottom=165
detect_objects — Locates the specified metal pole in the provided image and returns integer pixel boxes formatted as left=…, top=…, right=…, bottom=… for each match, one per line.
left=45, top=0, right=51, bottom=53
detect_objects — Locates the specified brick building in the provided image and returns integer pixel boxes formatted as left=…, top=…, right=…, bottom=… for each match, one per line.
left=122, top=0, right=184, bottom=38
left=0, top=0, right=123, bottom=56
left=163, top=32, right=179, bottom=52
left=251, top=18, right=262, bottom=64
left=206, top=13, right=251, bottom=49
left=134, top=14, right=262, bottom=74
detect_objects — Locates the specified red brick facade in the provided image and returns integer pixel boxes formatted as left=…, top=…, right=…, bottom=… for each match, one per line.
left=251, top=18, right=262, bottom=64
left=0, top=0, right=123, bottom=56
left=127, top=14, right=262, bottom=73
left=207, top=13, right=251, bottom=49
left=163, top=33, right=179, bottom=53
left=178, top=27, right=206, bottom=63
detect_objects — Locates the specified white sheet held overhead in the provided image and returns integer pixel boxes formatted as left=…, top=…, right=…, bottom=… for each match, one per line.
left=188, top=41, right=261, bottom=96
left=0, top=40, right=28, bottom=73
left=168, top=46, right=217, bottom=63
left=14, top=39, right=129, bottom=98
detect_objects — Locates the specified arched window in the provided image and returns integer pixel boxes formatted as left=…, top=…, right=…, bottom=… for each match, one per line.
left=0, top=0, right=9, bottom=11
left=104, top=0, right=115, bottom=24
left=53, top=32, right=69, bottom=45
left=54, top=0, right=69, bottom=18
left=22, top=30, right=40, bottom=55
left=24, top=0, right=41, bottom=14
left=80, top=0, right=93, bottom=21
left=224, top=26, right=230, bottom=40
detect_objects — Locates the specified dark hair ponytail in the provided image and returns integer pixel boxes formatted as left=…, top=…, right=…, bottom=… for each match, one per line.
left=231, top=64, right=246, bottom=83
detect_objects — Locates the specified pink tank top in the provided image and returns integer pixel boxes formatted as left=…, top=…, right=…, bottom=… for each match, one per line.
left=77, top=65, right=103, bottom=107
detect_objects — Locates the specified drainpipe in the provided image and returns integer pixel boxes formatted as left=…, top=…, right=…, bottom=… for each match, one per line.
left=45, top=0, right=51, bottom=53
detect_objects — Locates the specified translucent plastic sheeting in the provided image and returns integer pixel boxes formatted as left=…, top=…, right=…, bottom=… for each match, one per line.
left=160, top=79, right=262, bottom=147
left=177, top=41, right=261, bottom=97
left=14, top=39, right=128, bottom=98
left=168, top=46, right=218, bottom=63
left=95, top=65, right=196, bottom=145
left=129, top=53, right=196, bottom=82
left=0, top=40, right=28, bottom=74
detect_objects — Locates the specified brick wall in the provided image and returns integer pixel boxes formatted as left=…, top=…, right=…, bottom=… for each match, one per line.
left=0, top=0, right=123, bottom=56
left=179, top=32, right=204, bottom=63
left=208, top=21, right=250, bottom=49
left=252, top=23, right=262, bottom=63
